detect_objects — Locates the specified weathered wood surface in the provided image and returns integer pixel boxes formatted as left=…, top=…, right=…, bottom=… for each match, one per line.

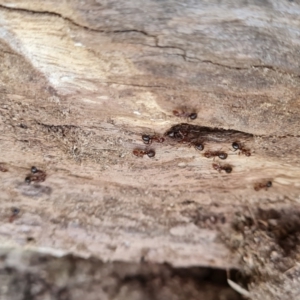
left=0, top=0, right=300, bottom=275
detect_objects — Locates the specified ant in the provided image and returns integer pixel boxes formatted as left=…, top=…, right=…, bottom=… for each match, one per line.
left=173, top=108, right=197, bottom=120
left=164, top=124, right=191, bottom=140
left=0, top=163, right=8, bottom=172
left=25, top=166, right=46, bottom=184
left=133, top=149, right=155, bottom=158
left=191, top=141, right=204, bottom=151
left=31, top=166, right=38, bottom=173
left=254, top=181, right=272, bottom=191
left=193, top=142, right=204, bottom=151
left=232, top=142, right=251, bottom=157
left=165, top=130, right=189, bottom=143
left=175, top=135, right=204, bottom=149
left=9, top=207, right=20, bottom=223
left=142, top=134, right=165, bottom=144
left=166, top=130, right=176, bottom=138
left=204, top=151, right=228, bottom=160
left=212, top=163, right=232, bottom=173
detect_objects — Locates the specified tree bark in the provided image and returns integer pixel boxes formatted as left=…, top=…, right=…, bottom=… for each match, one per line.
left=0, top=1, right=300, bottom=299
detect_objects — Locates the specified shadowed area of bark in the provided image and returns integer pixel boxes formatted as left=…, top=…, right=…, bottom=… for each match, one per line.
left=0, top=249, right=242, bottom=300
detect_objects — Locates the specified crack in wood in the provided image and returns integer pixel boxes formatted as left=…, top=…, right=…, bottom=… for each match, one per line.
left=164, top=123, right=254, bottom=144
left=0, top=4, right=296, bottom=77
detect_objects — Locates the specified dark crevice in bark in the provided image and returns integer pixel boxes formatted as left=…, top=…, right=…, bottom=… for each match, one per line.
left=0, top=4, right=157, bottom=38
left=0, top=4, right=297, bottom=77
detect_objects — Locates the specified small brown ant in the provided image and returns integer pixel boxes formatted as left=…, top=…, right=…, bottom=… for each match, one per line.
left=0, top=163, right=8, bottom=172
left=176, top=135, right=203, bottom=148
left=204, top=151, right=228, bottom=160
left=232, top=142, right=251, bottom=157
left=173, top=108, right=197, bottom=120
left=31, top=166, right=38, bottom=173
left=142, top=134, right=165, bottom=144
left=166, top=130, right=175, bottom=138
left=192, top=141, right=204, bottom=151
left=9, top=207, right=20, bottom=223
left=164, top=126, right=189, bottom=140
left=254, top=181, right=272, bottom=191
left=133, top=149, right=155, bottom=158
left=25, top=166, right=46, bottom=184
left=212, top=163, right=232, bottom=173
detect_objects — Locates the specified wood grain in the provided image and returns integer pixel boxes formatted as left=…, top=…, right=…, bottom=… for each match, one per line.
left=0, top=0, right=300, bottom=274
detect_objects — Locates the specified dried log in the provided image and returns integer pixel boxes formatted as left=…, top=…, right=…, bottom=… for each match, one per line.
left=0, top=1, right=300, bottom=299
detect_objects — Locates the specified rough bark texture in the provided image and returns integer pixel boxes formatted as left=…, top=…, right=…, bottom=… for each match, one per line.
left=0, top=0, right=300, bottom=299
